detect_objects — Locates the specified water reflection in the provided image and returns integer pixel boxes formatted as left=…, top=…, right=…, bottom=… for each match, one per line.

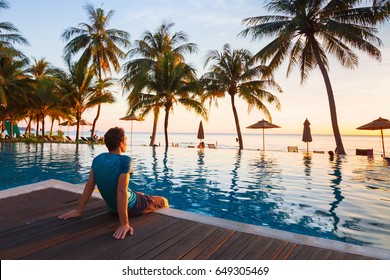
left=328, top=156, right=344, bottom=232
left=303, top=153, right=312, bottom=184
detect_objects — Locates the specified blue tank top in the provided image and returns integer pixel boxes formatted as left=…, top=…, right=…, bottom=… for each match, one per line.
left=92, top=153, right=136, bottom=213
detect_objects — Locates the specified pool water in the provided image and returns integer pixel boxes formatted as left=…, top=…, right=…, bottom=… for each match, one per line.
left=1, top=141, right=389, bottom=251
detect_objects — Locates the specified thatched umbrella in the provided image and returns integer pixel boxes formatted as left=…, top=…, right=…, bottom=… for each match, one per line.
left=247, top=119, right=281, bottom=151
left=120, top=115, right=144, bottom=147
left=59, top=120, right=74, bottom=136
left=357, top=117, right=390, bottom=157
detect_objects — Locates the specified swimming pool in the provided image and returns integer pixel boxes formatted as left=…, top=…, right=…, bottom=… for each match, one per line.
left=1, top=141, right=389, bottom=251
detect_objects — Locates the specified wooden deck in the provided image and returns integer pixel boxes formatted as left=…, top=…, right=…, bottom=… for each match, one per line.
left=0, top=188, right=380, bottom=260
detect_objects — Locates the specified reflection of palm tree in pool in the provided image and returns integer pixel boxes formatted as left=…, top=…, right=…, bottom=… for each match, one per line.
left=230, top=149, right=241, bottom=191
left=328, top=157, right=345, bottom=232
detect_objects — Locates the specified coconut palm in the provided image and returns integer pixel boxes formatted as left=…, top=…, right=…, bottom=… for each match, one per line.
left=62, top=3, right=130, bottom=137
left=0, top=0, right=28, bottom=57
left=53, top=59, right=115, bottom=141
left=240, top=0, right=390, bottom=155
left=28, top=57, right=59, bottom=136
left=123, top=22, right=198, bottom=146
left=123, top=51, right=206, bottom=147
left=201, top=44, right=281, bottom=150
left=0, top=55, right=34, bottom=136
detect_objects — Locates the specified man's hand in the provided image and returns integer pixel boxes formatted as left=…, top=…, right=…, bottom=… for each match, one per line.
left=113, top=225, right=134, bottom=240
left=58, top=210, right=81, bottom=220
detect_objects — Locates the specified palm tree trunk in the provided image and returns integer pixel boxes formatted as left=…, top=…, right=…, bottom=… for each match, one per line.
left=36, top=115, right=40, bottom=137
left=230, top=93, right=243, bottom=149
left=50, top=118, right=55, bottom=135
left=310, top=38, right=346, bottom=155
left=149, top=109, right=159, bottom=146
left=41, top=114, right=45, bottom=137
left=9, top=115, right=14, bottom=138
left=25, top=117, right=32, bottom=135
left=76, top=112, right=81, bottom=141
left=91, top=104, right=100, bottom=138
left=164, top=104, right=170, bottom=147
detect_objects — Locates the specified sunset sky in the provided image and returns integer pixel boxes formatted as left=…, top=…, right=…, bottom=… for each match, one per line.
left=4, top=0, right=390, bottom=135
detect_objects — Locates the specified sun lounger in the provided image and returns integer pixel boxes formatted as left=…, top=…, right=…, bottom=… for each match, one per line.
left=80, top=136, right=89, bottom=142
left=288, top=146, right=298, bottom=152
left=65, top=136, right=73, bottom=142
left=208, top=143, right=216, bottom=149
left=356, top=148, right=373, bottom=157
left=313, top=150, right=325, bottom=154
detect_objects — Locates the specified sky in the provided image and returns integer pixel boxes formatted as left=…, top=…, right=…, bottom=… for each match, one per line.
left=3, top=0, right=390, bottom=136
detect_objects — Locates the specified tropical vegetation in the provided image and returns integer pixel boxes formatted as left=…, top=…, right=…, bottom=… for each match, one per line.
left=1, top=0, right=389, bottom=152
left=61, top=3, right=130, bottom=137
left=201, top=43, right=281, bottom=149
left=121, top=22, right=200, bottom=146
left=240, top=0, right=390, bottom=154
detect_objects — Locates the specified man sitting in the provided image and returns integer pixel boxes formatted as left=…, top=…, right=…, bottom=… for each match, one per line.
left=58, top=127, right=169, bottom=239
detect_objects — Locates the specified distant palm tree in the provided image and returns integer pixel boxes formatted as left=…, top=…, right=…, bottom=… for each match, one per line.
left=201, top=44, right=281, bottom=150
left=122, top=22, right=198, bottom=146
left=123, top=51, right=206, bottom=147
left=0, top=55, right=33, bottom=136
left=0, top=0, right=28, bottom=57
left=240, top=0, right=390, bottom=155
left=53, top=59, right=115, bottom=141
left=29, top=57, right=58, bottom=136
left=62, top=3, right=130, bottom=136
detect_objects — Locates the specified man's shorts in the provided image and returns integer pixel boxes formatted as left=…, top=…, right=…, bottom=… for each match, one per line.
left=128, top=191, right=167, bottom=217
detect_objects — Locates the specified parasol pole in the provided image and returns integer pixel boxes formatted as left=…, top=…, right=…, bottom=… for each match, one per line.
left=131, top=120, right=133, bottom=147
left=307, top=142, right=309, bottom=153
left=381, top=129, right=385, bottom=157
left=262, top=127, right=265, bottom=151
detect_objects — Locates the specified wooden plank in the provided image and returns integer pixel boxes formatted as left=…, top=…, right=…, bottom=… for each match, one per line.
left=25, top=213, right=162, bottom=260
left=110, top=218, right=194, bottom=260
left=328, top=251, right=347, bottom=260
left=0, top=189, right=82, bottom=228
left=274, top=242, right=297, bottom=260
left=208, top=232, right=257, bottom=260
left=0, top=212, right=116, bottom=259
left=290, top=245, right=317, bottom=260
left=52, top=214, right=177, bottom=259
left=307, top=248, right=333, bottom=260
left=239, top=236, right=276, bottom=260
left=259, top=239, right=289, bottom=260
left=138, top=223, right=204, bottom=260
left=181, top=228, right=235, bottom=260
left=151, top=223, right=218, bottom=260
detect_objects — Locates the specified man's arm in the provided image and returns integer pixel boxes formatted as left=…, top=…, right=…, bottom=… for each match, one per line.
left=113, top=172, right=134, bottom=239
left=58, top=169, right=95, bottom=220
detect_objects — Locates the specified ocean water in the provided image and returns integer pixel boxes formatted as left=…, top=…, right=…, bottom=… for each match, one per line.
left=1, top=133, right=389, bottom=251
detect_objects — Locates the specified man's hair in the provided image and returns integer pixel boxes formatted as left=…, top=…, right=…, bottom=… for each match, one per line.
left=104, top=127, right=125, bottom=151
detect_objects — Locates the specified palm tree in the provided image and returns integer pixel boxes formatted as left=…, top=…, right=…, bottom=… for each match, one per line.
left=53, top=59, right=115, bottom=141
left=0, top=0, right=28, bottom=57
left=62, top=3, right=130, bottom=137
left=122, top=22, right=198, bottom=146
left=123, top=51, right=206, bottom=147
left=240, top=0, right=390, bottom=155
left=0, top=55, right=33, bottom=136
left=201, top=44, right=281, bottom=150
left=28, top=57, right=59, bottom=136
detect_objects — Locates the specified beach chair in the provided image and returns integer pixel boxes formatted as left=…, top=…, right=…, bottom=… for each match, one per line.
left=313, top=150, right=325, bottom=154
left=65, top=136, right=73, bottom=142
left=287, top=146, right=298, bottom=152
left=356, top=148, right=374, bottom=157
left=80, top=136, right=89, bottom=142
left=208, top=143, right=217, bottom=149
